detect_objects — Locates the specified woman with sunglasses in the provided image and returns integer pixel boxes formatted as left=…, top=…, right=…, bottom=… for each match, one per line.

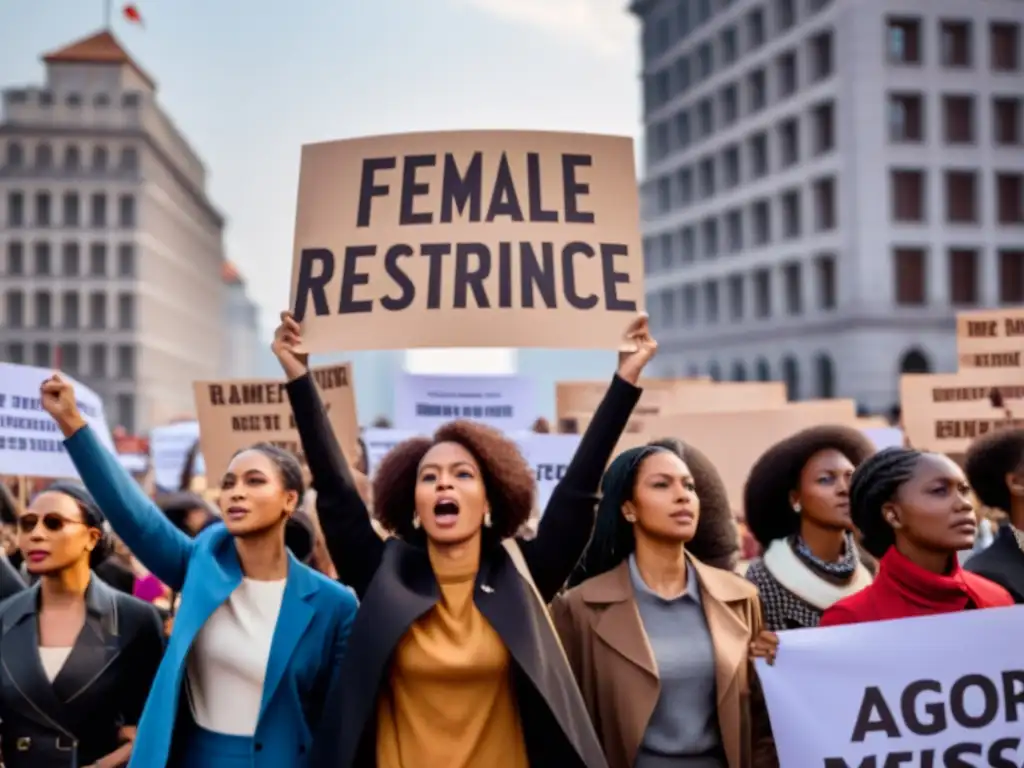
left=0, top=481, right=165, bottom=768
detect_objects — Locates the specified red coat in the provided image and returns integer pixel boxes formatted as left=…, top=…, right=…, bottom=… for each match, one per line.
left=820, top=546, right=1013, bottom=626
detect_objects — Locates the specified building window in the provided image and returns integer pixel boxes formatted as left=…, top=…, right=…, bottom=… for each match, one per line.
left=720, top=83, right=739, bottom=126
left=66, top=93, right=82, bottom=108
left=62, top=242, right=80, bottom=276
left=783, top=261, right=802, bottom=315
left=889, top=93, right=924, bottom=142
left=815, top=354, right=835, bottom=398
left=90, top=193, right=107, bottom=228
left=699, top=157, right=716, bottom=198
left=674, top=111, right=691, bottom=149
left=900, top=348, right=931, bottom=374
left=747, top=7, right=766, bottom=49
left=731, top=361, right=747, bottom=381
left=116, top=345, right=135, bottom=379
left=118, top=195, right=136, bottom=228
left=722, top=145, right=740, bottom=188
left=887, top=17, right=922, bottom=65
left=34, top=290, right=52, bottom=328
left=116, top=394, right=135, bottom=433
left=5, top=141, right=23, bottom=168
left=720, top=26, right=738, bottom=67
left=659, top=233, right=674, bottom=271
left=7, top=192, right=24, bottom=227
left=754, top=268, right=772, bottom=317
left=62, top=192, right=80, bottom=227
left=892, top=170, right=926, bottom=222
left=940, top=20, right=971, bottom=67
left=776, top=50, right=798, bottom=99
left=33, top=343, right=51, bottom=368
left=6, top=242, right=24, bottom=275
left=4, top=290, right=24, bottom=328
left=991, top=22, right=1020, bottom=71
left=945, top=171, right=977, bottom=223
left=782, top=356, right=800, bottom=400
left=35, top=144, right=53, bottom=170
left=755, top=358, right=771, bottom=381
left=89, top=292, right=106, bottom=329
left=893, top=247, right=927, bottom=305
left=62, top=291, right=80, bottom=329
left=708, top=362, right=722, bottom=382
left=33, top=242, right=51, bottom=275
left=119, top=147, right=139, bottom=173
left=697, top=42, right=714, bottom=81
left=943, top=95, right=974, bottom=143
left=808, top=31, right=833, bottom=82
left=681, top=227, right=696, bottom=263
left=703, top=281, right=720, bottom=323
left=813, top=176, right=837, bottom=230
left=6, top=343, right=25, bottom=364
left=948, top=249, right=978, bottom=305
left=999, top=250, right=1024, bottom=303
left=63, top=145, right=80, bottom=171
left=59, top=343, right=80, bottom=375
left=89, top=243, right=107, bottom=276
left=683, top=284, right=697, bottom=323
left=779, top=118, right=799, bottom=167
left=781, top=189, right=801, bottom=239
left=752, top=199, right=771, bottom=245
left=701, top=217, right=719, bottom=258
left=91, top=146, right=108, bottom=171
left=994, top=97, right=1022, bottom=145
left=811, top=101, right=835, bottom=154
left=94, top=93, right=110, bottom=108
left=997, top=173, right=1024, bottom=224
left=117, top=293, right=135, bottom=329
left=728, top=274, right=744, bottom=320
left=748, top=68, right=767, bottom=112
left=117, top=244, right=136, bottom=277
left=35, top=192, right=51, bottom=227
left=89, top=344, right=107, bottom=377
left=775, top=0, right=796, bottom=33
left=815, top=254, right=837, bottom=309
left=726, top=209, right=744, bottom=253
left=749, top=132, right=769, bottom=178
left=698, top=99, right=714, bottom=138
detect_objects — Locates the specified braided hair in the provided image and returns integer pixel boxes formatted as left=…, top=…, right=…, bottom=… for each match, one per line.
left=849, top=446, right=922, bottom=558
left=965, top=429, right=1024, bottom=513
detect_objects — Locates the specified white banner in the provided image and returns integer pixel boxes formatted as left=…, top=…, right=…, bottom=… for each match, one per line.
left=393, top=373, right=535, bottom=434
left=756, top=606, right=1024, bottom=767
left=362, top=428, right=420, bottom=475
left=0, top=363, right=115, bottom=478
left=149, top=421, right=204, bottom=491
left=515, top=433, right=580, bottom=513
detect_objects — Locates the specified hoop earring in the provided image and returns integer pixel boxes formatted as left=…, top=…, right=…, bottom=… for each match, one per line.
left=483, top=511, right=493, bottom=528
left=412, top=515, right=421, bottom=529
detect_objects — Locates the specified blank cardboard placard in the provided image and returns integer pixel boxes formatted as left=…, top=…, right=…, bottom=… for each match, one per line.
left=289, top=130, right=644, bottom=352
left=900, top=370, right=1024, bottom=454
left=956, top=308, right=1024, bottom=370
left=192, top=364, right=359, bottom=484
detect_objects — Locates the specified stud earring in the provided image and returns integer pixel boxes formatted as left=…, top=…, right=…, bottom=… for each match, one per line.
left=625, top=514, right=636, bottom=523
left=792, top=502, right=802, bottom=513
left=483, top=511, right=493, bottom=528
left=412, top=515, right=421, bottom=529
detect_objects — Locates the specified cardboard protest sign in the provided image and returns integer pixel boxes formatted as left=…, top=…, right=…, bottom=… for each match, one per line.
left=289, top=130, right=644, bottom=352
left=900, top=370, right=1024, bottom=453
left=394, top=373, right=535, bottom=433
left=956, top=308, right=1024, bottom=369
left=192, top=364, right=358, bottom=483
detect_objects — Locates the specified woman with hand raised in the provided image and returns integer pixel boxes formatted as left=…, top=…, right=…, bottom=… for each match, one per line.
left=274, top=310, right=653, bottom=768
left=39, top=375, right=359, bottom=768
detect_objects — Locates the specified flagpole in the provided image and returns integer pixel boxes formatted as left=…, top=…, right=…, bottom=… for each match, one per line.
left=104, top=0, right=113, bottom=29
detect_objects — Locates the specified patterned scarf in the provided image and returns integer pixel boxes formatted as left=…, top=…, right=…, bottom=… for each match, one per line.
left=790, top=530, right=858, bottom=581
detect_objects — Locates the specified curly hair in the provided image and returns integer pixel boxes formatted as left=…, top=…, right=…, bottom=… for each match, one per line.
left=568, top=438, right=738, bottom=588
left=965, top=429, right=1024, bottom=513
left=849, top=446, right=923, bottom=558
left=744, top=425, right=876, bottom=549
left=372, top=420, right=535, bottom=541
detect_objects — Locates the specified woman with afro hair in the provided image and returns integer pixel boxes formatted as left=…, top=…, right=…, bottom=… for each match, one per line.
left=962, top=429, right=1024, bottom=602
left=274, top=311, right=654, bottom=768
left=743, top=426, right=876, bottom=630
left=553, top=437, right=776, bottom=768
left=817, top=447, right=1013, bottom=626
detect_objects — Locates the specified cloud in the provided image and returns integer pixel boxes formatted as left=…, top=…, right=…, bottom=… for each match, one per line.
left=458, top=0, right=636, bottom=59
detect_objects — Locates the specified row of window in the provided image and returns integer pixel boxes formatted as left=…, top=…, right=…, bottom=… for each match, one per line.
left=891, top=170, right=1024, bottom=225
left=3, top=240, right=135, bottom=278
left=894, top=248, right=1024, bottom=307
left=3, top=339, right=135, bottom=379
left=887, top=16, right=1021, bottom=71
left=3, top=289, right=136, bottom=331
left=648, top=253, right=836, bottom=328
left=4, top=191, right=137, bottom=229
left=6, top=89, right=143, bottom=110
left=888, top=93, right=1023, bottom=145
left=646, top=30, right=833, bottom=164
left=3, top=142, right=139, bottom=174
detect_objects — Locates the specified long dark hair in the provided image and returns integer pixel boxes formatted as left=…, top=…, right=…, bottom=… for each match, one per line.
left=567, top=439, right=739, bottom=588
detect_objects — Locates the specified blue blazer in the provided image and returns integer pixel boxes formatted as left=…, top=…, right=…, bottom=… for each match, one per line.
left=64, top=426, right=358, bottom=768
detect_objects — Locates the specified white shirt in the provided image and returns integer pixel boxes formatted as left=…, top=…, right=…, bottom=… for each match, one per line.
left=38, top=647, right=72, bottom=682
left=186, top=578, right=287, bottom=735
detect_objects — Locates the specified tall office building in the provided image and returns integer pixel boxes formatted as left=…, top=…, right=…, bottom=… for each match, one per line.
left=220, top=261, right=262, bottom=379
left=633, top=0, right=1023, bottom=411
left=0, top=30, right=226, bottom=431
